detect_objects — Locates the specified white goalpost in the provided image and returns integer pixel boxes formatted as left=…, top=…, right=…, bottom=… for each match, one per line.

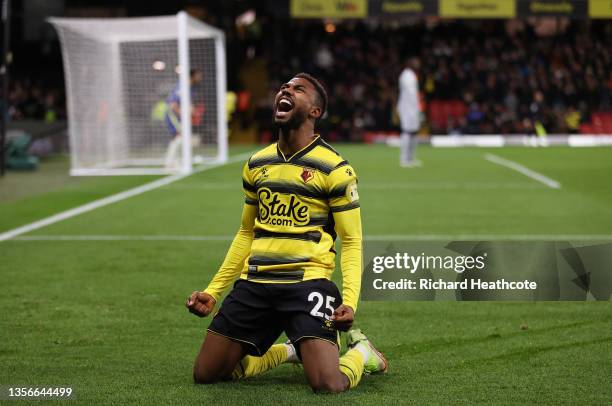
left=49, top=12, right=227, bottom=176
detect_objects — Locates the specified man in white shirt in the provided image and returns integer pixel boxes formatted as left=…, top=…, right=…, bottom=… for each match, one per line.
left=396, top=57, right=421, bottom=167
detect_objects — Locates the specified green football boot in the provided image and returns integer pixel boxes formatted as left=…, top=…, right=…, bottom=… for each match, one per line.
left=346, top=328, right=388, bottom=374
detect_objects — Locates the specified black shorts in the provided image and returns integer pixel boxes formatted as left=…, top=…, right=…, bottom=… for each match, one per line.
left=208, top=279, right=342, bottom=357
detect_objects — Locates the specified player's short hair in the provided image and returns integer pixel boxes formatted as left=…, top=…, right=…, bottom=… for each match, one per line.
left=294, top=72, right=328, bottom=120
left=190, top=68, right=202, bottom=78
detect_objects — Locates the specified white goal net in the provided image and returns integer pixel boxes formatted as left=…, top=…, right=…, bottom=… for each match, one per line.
left=50, top=12, right=227, bottom=176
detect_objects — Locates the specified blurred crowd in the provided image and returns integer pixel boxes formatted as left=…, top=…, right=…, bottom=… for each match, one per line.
left=260, top=19, right=612, bottom=138
left=7, top=78, right=66, bottom=122
left=8, top=17, right=612, bottom=138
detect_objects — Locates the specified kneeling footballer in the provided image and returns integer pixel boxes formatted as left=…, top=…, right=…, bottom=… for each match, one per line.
left=186, top=73, right=387, bottom=393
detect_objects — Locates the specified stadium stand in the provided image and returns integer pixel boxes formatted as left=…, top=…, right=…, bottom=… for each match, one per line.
left=261, top=19, right=611, bottom=138
left=8, top=18, right=612, bottom=139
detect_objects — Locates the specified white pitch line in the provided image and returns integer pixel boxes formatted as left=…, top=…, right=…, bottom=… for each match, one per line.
left=10, top=234, right=612, bottom=242
left=484, top=153, right=561, bottom=189
left=0, top=151, right=254, bottom=242
left=12, top=235, right=234, bottom=241
left=166, top=181, right=542, bottom=191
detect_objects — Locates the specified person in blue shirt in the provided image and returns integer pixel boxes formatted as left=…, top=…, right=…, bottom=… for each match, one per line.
left=165, top=69, right=203, bottom=169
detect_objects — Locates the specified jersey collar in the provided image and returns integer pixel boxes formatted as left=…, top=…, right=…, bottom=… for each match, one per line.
left=277, top=134, right=321, bottom=162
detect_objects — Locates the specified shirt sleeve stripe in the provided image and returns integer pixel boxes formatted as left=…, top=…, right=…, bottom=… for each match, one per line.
left=242, top=178, right=257, bottom=192
left=334, top=160, right=349, bottom=169
left=248, top=155, right=283, bottom=169
left=330, top=201, right=360, bottom=212
left=328, top=183, right=349, bottom=198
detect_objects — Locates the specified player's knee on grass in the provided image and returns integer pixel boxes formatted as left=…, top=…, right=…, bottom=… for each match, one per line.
left=193, top=352, right=237, bottom=384
left=193, top=365, right=211, bottom=384
left=193, top=364, right=216, bottom=384
left=299, top=338, right=348, bottom=393
left=193, top=362, right=234, bottom=384
left=307, top=372, right=348, bottom=393
left=193, top=331, right=246, bottom=384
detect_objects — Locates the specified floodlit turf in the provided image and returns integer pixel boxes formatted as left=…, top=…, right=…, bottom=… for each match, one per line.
left=1, top=144, right=611, bottom=404
left=0, top=155, right=162, bottom=232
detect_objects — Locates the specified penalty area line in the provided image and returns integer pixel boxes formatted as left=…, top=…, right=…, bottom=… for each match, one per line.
left=484, top=153, right=561, bottom=189
left=0, top=151, right=254, bottom=242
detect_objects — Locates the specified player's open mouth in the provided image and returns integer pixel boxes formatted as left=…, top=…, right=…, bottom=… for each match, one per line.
left=275, top=97, right=294, bottom=118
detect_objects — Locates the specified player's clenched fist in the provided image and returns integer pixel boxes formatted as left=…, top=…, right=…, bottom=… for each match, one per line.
left=331, top=304, right=354, bottom=331
left=186, top=291, right=216, bottom=317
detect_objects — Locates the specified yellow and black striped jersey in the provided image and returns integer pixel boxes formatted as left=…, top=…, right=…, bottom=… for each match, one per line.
left=204, top=135, right=363, bottom=310
left=241, top=135, right=360, bottom=282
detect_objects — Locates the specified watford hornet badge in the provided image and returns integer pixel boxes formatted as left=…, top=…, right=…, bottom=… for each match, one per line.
left=323, top=319, right=335, bottom=331
left=301, top=167, right=314, bottom=183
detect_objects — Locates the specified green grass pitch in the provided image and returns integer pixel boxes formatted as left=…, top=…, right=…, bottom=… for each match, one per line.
left=1, top=145, right=611, bottom=404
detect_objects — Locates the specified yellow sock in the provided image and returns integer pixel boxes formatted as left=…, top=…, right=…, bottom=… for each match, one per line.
left=339, top=348, right=365, bottom=389
left=232, top=344, right=288, bottom=380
